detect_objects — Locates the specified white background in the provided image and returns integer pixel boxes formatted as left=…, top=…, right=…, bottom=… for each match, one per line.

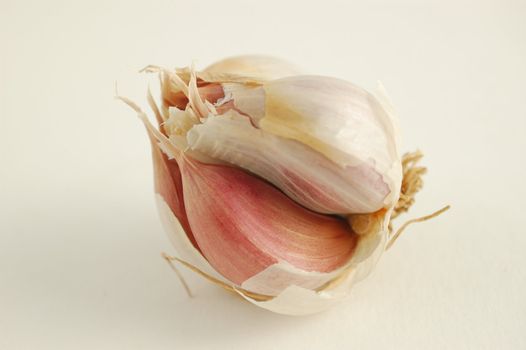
left=1, top=0, right=525, bottom=349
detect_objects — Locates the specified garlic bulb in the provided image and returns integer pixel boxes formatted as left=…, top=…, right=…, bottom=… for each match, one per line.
left=128, top=55, right=403, bottom=315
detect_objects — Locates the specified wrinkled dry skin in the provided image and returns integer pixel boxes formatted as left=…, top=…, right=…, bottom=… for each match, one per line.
left=134, top=56, right=403, bottom=315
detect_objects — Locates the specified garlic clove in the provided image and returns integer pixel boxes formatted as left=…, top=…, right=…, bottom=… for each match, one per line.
left=202, top=55, right=301, bottom=81
left=239, top=210, right=391, bottom=315
left=178, top=153, right=358, bottom=288
left=261, top=76, right=399, bottom=176
left=156, top=195, right=231, bottom=284
left=206, top=75, right=398, bottom=179
left=187, top=111, right=389, bottom=214
left=182, top=75, right=402, bottom=213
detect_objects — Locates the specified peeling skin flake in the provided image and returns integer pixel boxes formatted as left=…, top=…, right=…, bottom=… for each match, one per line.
left=176, top=74, right=398, bottom=215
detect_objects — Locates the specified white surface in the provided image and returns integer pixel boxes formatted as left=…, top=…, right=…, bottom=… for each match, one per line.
left=1, top=0, right=525, bottom=349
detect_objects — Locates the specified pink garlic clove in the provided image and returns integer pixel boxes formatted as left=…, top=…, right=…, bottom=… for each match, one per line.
left=148, top=131, right=201, bottom=251
left=178, top=154, right=358, bottom=285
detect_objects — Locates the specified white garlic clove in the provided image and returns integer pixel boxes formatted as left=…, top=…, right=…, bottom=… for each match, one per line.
left=187, top=111, right=389, bottom=214
left=202, top=55, right=302, bottom=81
left=205, top=76, right=398, bottom=178
left=185, top=75, right=402, bottom=213
left=261, top=76, right=399, bottom=175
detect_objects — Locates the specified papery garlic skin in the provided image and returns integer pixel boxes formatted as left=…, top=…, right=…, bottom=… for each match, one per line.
left=133, top=55, right=402, bottom=315
left=178, top=153, right=358, bottom=293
